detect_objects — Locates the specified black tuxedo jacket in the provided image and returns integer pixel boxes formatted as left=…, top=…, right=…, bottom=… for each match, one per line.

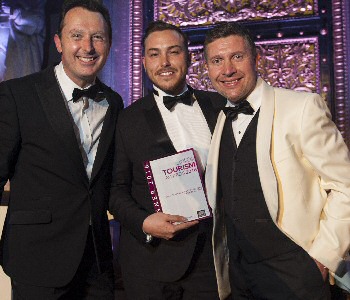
left=0, top=66, right=124, bottom=287
left=109, top=90, right=226, bottom=282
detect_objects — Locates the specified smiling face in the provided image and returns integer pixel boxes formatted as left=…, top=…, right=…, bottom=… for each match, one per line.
left=206, top=35, right=258, bottom=104
left=143, top=29, right=189, bottom=95
left=54, top=7, right=110, bottom=88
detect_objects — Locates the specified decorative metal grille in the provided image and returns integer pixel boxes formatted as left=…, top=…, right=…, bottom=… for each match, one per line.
left=154, top=0, right=317, bottom=26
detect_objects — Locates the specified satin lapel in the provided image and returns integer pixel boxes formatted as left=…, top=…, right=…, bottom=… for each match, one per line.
left=90, top=88, right=118, bottom=183
left=142, top=94, right=176, bottom=154
left=205, top=110, right=231, bottom=299
left=256, top=79, right=279, bottom=221
left=35, top=68, right=87, bottom=180
left=205, top=111, right=226, bottom=211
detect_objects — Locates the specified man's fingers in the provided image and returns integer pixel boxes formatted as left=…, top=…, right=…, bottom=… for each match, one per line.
left=165, top=214, right=188, bottom=223
left=143, top=213, right=199, bottom=239
left=173, top=220, right=199, bottom=232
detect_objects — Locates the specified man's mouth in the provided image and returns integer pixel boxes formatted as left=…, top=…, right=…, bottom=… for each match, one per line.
left=157, top=69, right=176, bottom=76
left=77, top=56, right=97, bottom=63
left=221, top=78, right=241, bottom=86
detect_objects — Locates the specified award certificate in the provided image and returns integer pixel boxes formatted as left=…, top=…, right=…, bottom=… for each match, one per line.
left=143, top=148, right=212, bottom=221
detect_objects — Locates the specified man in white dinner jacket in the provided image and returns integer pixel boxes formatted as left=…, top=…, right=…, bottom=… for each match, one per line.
left=204, top=22, right=350, bottom=300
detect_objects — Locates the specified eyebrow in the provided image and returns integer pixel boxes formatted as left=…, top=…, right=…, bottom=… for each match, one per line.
left=146, top=45, right=183, bottom=53
left=69, top=29, right=84, bottom=34
left=168, top=45, right=182, bottom=50
left=208, top=54, right=222, bottom=60
left=68, top=29, right=106, bottom=35
left=209, top=50, right=246, bottom=58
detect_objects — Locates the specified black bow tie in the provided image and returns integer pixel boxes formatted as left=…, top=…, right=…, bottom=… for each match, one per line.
left=222, top=100, right=254, bottom=120
left=72, top=83, right=103, bottom=103
left=154, top=87, right=193, bottom=110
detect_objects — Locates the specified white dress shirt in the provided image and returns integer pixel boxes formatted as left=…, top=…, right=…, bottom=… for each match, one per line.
left=227, top=78, right=262, bottom=146
left=153, top=85, right=211, bottom=172
left=55, top=62, right=109, bottom=179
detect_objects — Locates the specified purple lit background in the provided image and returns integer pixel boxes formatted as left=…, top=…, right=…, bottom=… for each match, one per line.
left=0, top=1, right=349, bottom=298
left=0, top=0, right=349, bottom=140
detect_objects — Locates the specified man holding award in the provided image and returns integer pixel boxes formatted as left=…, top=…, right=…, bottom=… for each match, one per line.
left=109, top=21, right=226, bottom=299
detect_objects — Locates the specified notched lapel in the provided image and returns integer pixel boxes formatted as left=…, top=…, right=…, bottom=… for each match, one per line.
left=142, top=94, right=176, bottom=154
left=90, top=89, right=119, bottom=183
left=35, top=68, right=87, bottom=181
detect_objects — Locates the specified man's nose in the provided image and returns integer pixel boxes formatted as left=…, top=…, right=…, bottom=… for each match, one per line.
left=223, top=60, right=237, bottom=76
left=81, top=37, right=94, bottom=53
left=160, top=54, right=171, bottom=67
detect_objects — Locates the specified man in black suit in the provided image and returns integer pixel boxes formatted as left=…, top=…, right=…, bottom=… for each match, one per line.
left=0, top=0, right=124, bottom=299
left=109, top=21, right=226, bottom=300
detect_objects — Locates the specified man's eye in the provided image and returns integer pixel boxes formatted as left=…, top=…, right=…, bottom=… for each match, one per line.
left=169, top=50, right=179, bottom=55
left=233, top=54, right=243, bottom=60
left=149, top=53, right=158, bottom=57
left=71, top=33, right=82, bottom=39
left=211, top=58, right=222, bottom=65
left=93, top=35, right=105, bottom=41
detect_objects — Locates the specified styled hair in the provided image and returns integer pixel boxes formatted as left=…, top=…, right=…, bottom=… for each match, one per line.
left=57, top=0, right=112, bottom=43
left=204, top=22, right=257, bottom=60
left=142, top=21, right=189, bottom=59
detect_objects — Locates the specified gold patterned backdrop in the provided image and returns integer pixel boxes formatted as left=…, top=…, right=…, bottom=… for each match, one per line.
left=155, top=0, right=316, bottom=26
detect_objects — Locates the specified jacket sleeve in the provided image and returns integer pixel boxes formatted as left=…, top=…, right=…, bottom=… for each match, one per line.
left=109, top=118, right=150, bottom=242
left=0, top=81, right=21, bottom=198
left=301, top=93, right=350, bottom=274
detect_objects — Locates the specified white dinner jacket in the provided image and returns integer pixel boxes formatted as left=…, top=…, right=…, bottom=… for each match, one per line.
left=205, top=78, right=350, bottom=299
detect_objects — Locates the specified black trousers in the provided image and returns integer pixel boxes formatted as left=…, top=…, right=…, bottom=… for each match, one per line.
left=122, top=233, right=219, bottom=300
left=12, top=228, right=115, bottom=300
left=229, top=246, right=331, bottom=300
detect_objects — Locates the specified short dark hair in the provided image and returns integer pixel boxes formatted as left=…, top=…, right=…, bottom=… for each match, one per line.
left=57, top=0, right=112, bottom=44
left=142, top=21, right=189, bottom=58
left=204, top=22, right=257, bottom=60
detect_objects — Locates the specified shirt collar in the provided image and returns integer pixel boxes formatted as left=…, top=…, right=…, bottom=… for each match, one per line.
left=54, top=62, right=95, bottom=102
left=153, top=84, right=188, bottom=105
left=226, top=76, right=263, bottom=112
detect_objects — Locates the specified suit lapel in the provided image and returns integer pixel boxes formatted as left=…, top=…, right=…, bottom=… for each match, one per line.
left=90, top=84, right=119, bottom=183
left=35, top=67, right=88, bottom=181
left=205, top=111, right=226, bottom=211
left=256, top=79, right=279, bottom=221
left=195, top=90, right=226, bottom=134
left=142, top=94, right=176, bottom=154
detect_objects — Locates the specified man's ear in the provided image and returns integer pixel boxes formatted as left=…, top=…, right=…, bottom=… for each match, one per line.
left=186, top=53, right=191, bottom=68
left=255, top=53, right=260, bottom=69
left=54, top=34, right=62, bottom=54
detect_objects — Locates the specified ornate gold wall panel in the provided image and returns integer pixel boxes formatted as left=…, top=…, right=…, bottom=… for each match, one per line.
left=155, top=0, right=317, bottom=26
left=187, top=46, right=214, bottom=91
left=256, top=38, right=319, bottom=93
